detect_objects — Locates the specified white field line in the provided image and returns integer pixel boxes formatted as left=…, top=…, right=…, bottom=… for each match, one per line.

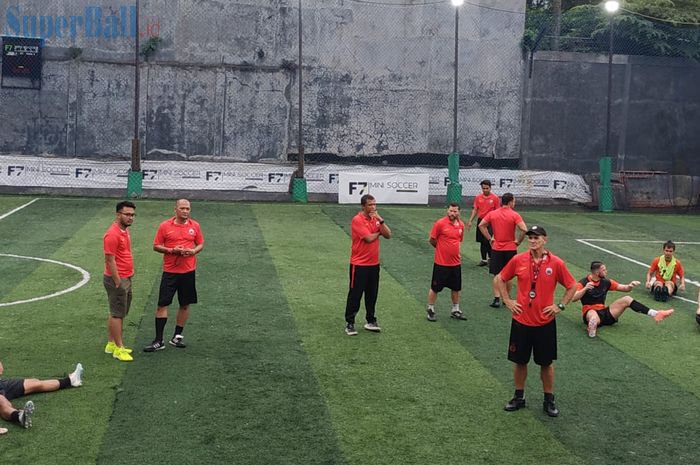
left=0, top=254, right=91, bottom=307
left=576, top=239, right=698, bottom=305
left=580, top=239, right=700, bottom=245
left=0, top=199, right=92, bottom=307
left=0, top=198, right=39, bottom=220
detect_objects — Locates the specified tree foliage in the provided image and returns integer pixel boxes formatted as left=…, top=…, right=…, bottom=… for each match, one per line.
left=524, top=0, right=700, bottom=58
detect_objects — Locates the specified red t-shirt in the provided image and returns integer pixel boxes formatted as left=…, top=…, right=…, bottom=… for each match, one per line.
left=481, top=207, right=524, bottom=251
left=499, top=250, right=576, bottom=327
left=648, top=256, right=684, bottom=283
left=153, top=217, right=204, bottom=273
left=430, top=216, right=464, bottom=266
left=103, top=222, right=134, bottom=278
left=350, top=212, right=381, bottom=266
left=473, top=193, right=500, bottom=219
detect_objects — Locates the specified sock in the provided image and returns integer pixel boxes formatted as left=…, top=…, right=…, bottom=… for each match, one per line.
left=544, top=392, right=555, bottom=402
left=647, top=309, right=658, bottom=317
left=452, top=304, right=460, bottom=312
left=58, top=377, right=71, bottom=390
left=174, top=325, right=184, bottom=337
left=11, top=411, right=20, bottom=423
left=427, top=304, right=434, bottom=311
left=629, top=299, right=650, bottom=314
left=155, top=317, right=167, bottom=342
left=515, top=389, right=524, bottom=399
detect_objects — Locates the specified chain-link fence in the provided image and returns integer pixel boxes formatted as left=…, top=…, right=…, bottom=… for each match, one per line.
left=0, top=1, right=698, bottom=199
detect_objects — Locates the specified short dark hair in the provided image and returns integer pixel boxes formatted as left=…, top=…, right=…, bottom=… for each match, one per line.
left=663, top=240, right=676, bottom=251
left=448, top=202, right=460, bottom=209
left=480, top=179, right=492, bottom=187
left=116, top=201, right=136, bottom=212
left=360, top=194, right=375, bottom=206
left=501, top=193, right=514, bottom=205
left=590, top=261, right=604, bottom=272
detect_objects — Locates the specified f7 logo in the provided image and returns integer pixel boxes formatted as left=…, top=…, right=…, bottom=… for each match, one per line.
left=206, top=171, right=222, bottom=181
left=499, top=178, right=513, bottom=188
left=7, top=166, right=24, bottom=176
left=4, top=44, right=13, bottom=52
left=75, top=168, right=92, bottom=178
left=268, top=173, right=285, bottom=183
left=328, top=173, right=338, bottom=184
left=142, top=169, right=158, bottom=180
left=349, top=182, right=368, bottom=195
left=553, top=180, right=567, bottom=190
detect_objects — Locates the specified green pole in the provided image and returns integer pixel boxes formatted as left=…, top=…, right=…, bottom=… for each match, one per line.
left=598, top=156, right=613, bottom=212
left=446, top=152, right=462, bottom=206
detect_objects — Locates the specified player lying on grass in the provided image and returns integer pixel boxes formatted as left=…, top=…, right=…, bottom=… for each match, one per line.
left=0, top=361, right=83, bottom=431
left=574, top=261, right=673, bottom=338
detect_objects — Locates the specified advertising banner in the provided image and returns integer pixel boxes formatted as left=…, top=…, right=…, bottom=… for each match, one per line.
left=338, top=172, right=429, bottom=204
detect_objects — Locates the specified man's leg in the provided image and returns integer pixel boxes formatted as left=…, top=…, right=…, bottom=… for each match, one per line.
left=540, top=364, right=554, bottom=393
left=108, top=316, right=124, bottom=348
left=363, top=266, right=380, bottom=327
left=610, top=295, right=673, bottom=322
left=585, top=310, right=601, bottom=337
left=345, top=265, right=365, bottom=334
left=514, top=363, right=528, bottom=389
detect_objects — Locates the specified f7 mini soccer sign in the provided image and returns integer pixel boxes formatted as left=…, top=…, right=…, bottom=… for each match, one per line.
left=2, top=36, right=43, bottom=89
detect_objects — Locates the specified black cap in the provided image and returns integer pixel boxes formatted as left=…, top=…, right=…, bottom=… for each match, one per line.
left=525, top=225, right=547, bottom=236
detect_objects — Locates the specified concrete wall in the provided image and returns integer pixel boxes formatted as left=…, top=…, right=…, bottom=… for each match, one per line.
left=0, top=0, right=525, bottom=161
left=522, top=51, right=700, bottom=176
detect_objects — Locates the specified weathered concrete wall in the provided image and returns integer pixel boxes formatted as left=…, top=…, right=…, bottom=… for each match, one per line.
left=0, top=0, right=525, bottom=161
left=522, top=51, right=700, bottom=176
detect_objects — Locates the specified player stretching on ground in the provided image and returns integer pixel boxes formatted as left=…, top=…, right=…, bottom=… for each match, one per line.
left=645, top=240, right=685, bottom=302
left=574, top=261, right=674, bottom=338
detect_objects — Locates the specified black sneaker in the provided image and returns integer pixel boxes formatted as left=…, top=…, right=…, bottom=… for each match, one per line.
left=653, top=287, right=662, bottom=301
left=504, top=397, right=526, bottom=411
left=345, top=323, right=358, bottom=336
left=489, top=298, right=501, bottom=308
left=427, top=308, right=437, bottom=322
left=477, top=260, right=488, bottom=267
left=543, top=400, right=559, bottom=417
left=143, top=340, right=166, bottom=352
left=169, top=335, right=186, bottom=348
left=450, top=310, right=467, bottom=320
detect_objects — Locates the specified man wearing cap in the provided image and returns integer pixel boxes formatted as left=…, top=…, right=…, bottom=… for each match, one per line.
left=573, top=261, right=674, bottom=338
left=495, top=225, right=576, bottom=417
left=466, top=180, right=500, bottom=266
left=478, top=193, right=527, bottom=308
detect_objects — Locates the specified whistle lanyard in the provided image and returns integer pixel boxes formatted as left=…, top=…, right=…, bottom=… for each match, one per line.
left=529, top=253, right=548, bottom=307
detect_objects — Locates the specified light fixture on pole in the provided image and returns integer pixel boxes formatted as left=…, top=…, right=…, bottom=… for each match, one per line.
left=604, top=0, right=619, bottom=158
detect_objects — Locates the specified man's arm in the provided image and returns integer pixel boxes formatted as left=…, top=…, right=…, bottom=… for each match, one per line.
left=466, top=207, right=478, bottom=230
left=478, top=219, right=491, bottom=241
left=645, top=270, right=654, bottom=289
left=515, top=221, right=528, bottom=246
left=543, top=283, right=576, bottom=317
left=429, top=238, right=437, bottom=248
left=571, top=282, right=593, bottom=302
left=105, top=255, right=121, bottom=287
left=617, top=280, right=640, bottom=292
left=496, top=274, right=521, bottom=315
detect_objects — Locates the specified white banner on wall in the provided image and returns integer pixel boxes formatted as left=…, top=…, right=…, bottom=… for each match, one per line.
left=338, top=172, right=429, bottom=204
left=0, top=156, right=592, bottom=203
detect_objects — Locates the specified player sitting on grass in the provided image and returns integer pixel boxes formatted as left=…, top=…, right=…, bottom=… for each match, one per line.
left=573, top=261, right=673, bottom=338
left=645, top=240, right=685, bottom=302
left=0, top=361, right=83, bottom=431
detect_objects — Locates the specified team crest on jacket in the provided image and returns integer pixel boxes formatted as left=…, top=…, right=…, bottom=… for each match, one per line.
left=188, top=228, right=195, bottom=235
left=546, top=267, right=553, bottom=275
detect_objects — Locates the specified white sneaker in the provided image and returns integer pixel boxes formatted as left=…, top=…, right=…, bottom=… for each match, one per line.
left=69, top=363, right=84, bottom=387
left=19, top=401, right=34, bottom=429
left=363, top=322, right=381, bottom=332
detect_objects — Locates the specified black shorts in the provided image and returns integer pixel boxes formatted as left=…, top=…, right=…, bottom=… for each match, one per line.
left=507, top=319, right=557, bottom=366
left=431, top=264, right=462, bottom=292
left=158, top=271, right=198, bottom=307
left=582, top=308, right=617, bottom=327
left=475, top=217, right=492, bottom=243
left=490, top=250, right=517, bottom=275
left=0, top=378, right=25, bottom=401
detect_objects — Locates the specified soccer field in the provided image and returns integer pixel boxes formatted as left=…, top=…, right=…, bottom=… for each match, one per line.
left=1, top=196, right=699, bottom=465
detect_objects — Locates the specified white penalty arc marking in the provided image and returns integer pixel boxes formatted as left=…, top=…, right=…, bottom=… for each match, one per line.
left=0, top=198, right=40, bottom=220
left=0, top=253, right=91, bottom=307
left=576, top=239, right=698, bottom=305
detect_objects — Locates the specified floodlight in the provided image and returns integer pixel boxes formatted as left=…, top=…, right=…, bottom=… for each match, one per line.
left=604, top=1, right=620, bottom=13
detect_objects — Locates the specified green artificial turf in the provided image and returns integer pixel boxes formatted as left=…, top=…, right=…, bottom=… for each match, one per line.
left=0, top=198, right=698, bottom=465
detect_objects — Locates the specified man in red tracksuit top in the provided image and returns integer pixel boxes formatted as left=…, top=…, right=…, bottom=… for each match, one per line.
left=144, top=199, right=205, bottom=352
left=344, top=194, right=392, bottom=336
left=496, top=225, right=576, bottom=418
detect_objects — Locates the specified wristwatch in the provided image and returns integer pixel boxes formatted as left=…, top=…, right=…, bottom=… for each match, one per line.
left=557, top=303, right=566, bottom=311
left=379, top=220, right=385, bottom=225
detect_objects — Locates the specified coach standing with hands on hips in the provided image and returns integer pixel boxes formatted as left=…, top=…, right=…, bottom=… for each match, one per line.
left=345, top=194, right=392, bottom=336
left=144, top=199, right=204, bottom=352
left=495, top=225, right=576, bottom=417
